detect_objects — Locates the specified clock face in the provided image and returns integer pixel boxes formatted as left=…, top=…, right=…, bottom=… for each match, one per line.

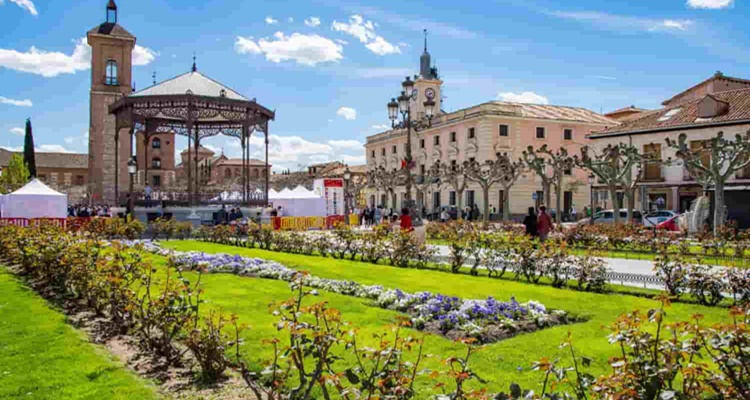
left=411, top=89, right=418, bottom=100
left=425, top=88, right=435, bottom=100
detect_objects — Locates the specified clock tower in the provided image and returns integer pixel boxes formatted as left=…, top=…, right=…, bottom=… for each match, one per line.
left=87, top=0, right=135, bottom=203
left=411, top=30, right=442, bottom=119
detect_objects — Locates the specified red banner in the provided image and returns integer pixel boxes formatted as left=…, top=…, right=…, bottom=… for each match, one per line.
left=323, top=179, right=343, bottom=188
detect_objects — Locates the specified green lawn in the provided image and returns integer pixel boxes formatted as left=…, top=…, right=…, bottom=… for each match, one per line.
left=160, top=240, right=732, bottom=395
left=0, top=267, right=157, bottom=400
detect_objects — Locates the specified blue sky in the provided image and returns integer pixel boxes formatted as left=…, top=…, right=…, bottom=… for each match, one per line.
left=0, top=0, right=746, bottom=170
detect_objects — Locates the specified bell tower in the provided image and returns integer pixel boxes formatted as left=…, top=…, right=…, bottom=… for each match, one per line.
left=412, top=29, right=442, bottom=119
left=87, top=0, right=135, bottom=203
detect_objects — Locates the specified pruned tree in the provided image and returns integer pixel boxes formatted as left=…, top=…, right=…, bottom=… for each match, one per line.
left=666, top=131, right=750, bottom=234
left=414, top=163, right=441, bottom=214
left=0, top=153, right=30, bottom=194
left=367, top=165, right=403, bottom=209
left=497, top=156, right=524, bottom=221
left=436, top=160, right=469, bottom=217
left=345, top=174, right=368, bottom=208
left=522, top=145, right=575, bottom=224
left=463, top=155, right=523, bottom=222
left=575, top=143, right=642, bottom=224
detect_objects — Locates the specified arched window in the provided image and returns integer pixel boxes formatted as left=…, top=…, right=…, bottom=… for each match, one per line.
left=151, top=158, right=161, bottom=169
left=253, top=168, right=259, bottom=178
left=224, top=168, right=232, bottom=178
left=235, top=168, right=241, bottom=177
left=152, top=138, right=161, bottom=149
left=105, top=60, right=118, bottom=86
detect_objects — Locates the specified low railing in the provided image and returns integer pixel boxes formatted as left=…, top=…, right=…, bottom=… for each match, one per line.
left=0, top=217, right=69, bottom=228
left=270, top=215, right=348, bottom=230
left=118, top=191, right=268, bottom=207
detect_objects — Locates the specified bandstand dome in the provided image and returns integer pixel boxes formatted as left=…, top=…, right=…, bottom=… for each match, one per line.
left=109, top=65, right=275, bottom=206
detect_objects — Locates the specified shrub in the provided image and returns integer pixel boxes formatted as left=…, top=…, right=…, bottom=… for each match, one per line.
left=185, top=310, right=234, bottom=382
left=686, top=265, right=725, bottom=306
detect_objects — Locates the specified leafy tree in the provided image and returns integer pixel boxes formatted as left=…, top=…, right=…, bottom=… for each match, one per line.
left=463, top=155, right=523, bottom=222
left=23, top=118, right=36, bottom=178
left=575, top=143, right=643, bottom=224
left=0, top=154, right=31, bottom=194
left=666, top=131, right=750, bottom=234
left=522, top=145, right=575, bottom=224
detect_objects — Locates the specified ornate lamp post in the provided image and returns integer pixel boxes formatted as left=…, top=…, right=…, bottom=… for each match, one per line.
left=343, top=165, right=352, bottom=225
left=588, top=174, right=595, bottom=225
left=387, top=76, right=435, bottom=224
left=127, top=156, right=137, bottom=215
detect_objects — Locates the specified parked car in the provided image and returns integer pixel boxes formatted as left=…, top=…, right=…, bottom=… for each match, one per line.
left=642, top=210, right=679, bottom=227
left=585, top=209, right=644, bottom=225
left=655, top=215, right=681, bottom=232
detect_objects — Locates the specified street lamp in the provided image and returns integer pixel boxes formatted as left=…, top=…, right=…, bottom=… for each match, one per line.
left=128, top=156, right=137, bottom=215
left=343, top=165, right=351, bottom=225
left=386, top=78, right=435, bottom=226
left=588, top=174, right=595, bottom=225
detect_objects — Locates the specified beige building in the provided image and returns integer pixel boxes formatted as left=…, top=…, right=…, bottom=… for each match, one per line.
left=0, top=148, right=89, bottom=202
left=589, top=79, right=750, bottom=227
left=364, top=48, right=616, bottom=219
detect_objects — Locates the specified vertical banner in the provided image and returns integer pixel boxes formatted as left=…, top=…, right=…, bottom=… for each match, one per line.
left=314, top=178, right=344, bottom=216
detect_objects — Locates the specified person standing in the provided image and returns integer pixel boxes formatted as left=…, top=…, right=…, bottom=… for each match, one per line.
left=144, top=184, right=153, bottom=201
left=399, top=208, right=413, bottom=232
left=571, top=205, right=578, bottom=221
left=523, top=207, right=538, bottom=238
left=440, top=207, right=449, bottom=223
left=374, top=205, right=382, bottom=225
left=537, top=205, right=554, bottom=242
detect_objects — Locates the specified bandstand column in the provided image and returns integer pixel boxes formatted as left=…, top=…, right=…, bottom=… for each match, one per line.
left=241, top=125, right=247, bottom=204
left=114, top=126, right=119, bottom=205
left=264, top=125, right=270, bottom=206
left=193, top=124, right=200, bottom=205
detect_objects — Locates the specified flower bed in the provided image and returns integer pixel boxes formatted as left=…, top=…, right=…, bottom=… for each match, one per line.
left=165, top=249, right=572, bottom=343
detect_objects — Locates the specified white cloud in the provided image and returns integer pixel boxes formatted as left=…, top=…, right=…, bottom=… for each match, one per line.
left=265, top=16, right=278, bottom=25
left=9, top=127, right=24, bottom=136
left=3, top=0, right=38, bottom=16
left=287, top=17, right=294, bottom=23
left=686, top=0, right=733, bottom=9
left=497, top=91, right=549, bottom=105
left=591, top=75, right=617, bottom=80
left=0, top=96, right=32, bottom=107
left=331, top=14, right=400, bottom=56
left=342, top=154, right=366, bottom=164
left=356, top=67, right=411, bottom=79
left=371, top=124, right=390, bottom=130
left=328, top=139, right=363, bottom=150
left=304, top=17, right=321, bottom=27
left=365, top=36, right=401, bottom=55
left=548, top=10, right=694, bottom=34
left=235, top=33, right=343, bottom=66
left=336, top=107, right=357, bottom=120
left=0, top=37, right=157, bottom=77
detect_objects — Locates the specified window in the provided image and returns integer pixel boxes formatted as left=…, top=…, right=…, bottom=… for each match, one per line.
left=563, top=129, right=573, bottom=141
left=253, top=169, right=260, bottom=178
left=468, top=157, right=476, bottom=164
left=392, top=145, right=397, bottom=154
left=381, top=148, right=386, bottom=156
left=450, top=160, right=457, bottom=170
left=224, top=169, right=232, bottom=178
left=105, top=60, right=118, bottom=86
left=371, top=150, right=375, bottom=158
left=564, top=191, right=573, bottom=215
left=152, top=175, right=161, bottom=187
left=499, top=124, right=509, bottom=137
left=535, top=190, right=544, bottom=208
left=450, top=132, right=456, bottom=142
left=434, top=135, right=440, bottom=145
left=419, top=139, right=425, bottom=149
left=564, top=167, right=572, bottom=175
left=466, top=190, right=475, bottom=207
left=643, top=143, right=663, bottom=181
left=468, top=127, right=475, bottom=139
left=152, top=138, right=161, bottom=149
left=151, top=158, right=161, bottom=169
left=536, top=127, right=545, bottom=139
left=433, top=192, right=441, bottom=210
left=449, top=191, right=456, bottom=206
left=75, top=175, right=85, bottom=186
left=419, top=164, right=426, bottom=175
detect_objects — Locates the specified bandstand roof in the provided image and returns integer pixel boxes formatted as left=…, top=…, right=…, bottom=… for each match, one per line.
left=130, top=71, right=248, bottom=101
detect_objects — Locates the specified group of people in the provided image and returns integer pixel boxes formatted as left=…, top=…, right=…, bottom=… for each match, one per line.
left=522, top=205, right=555, bottom=242
left=355, top=205, right=400, bottom=226
left=214, top=205, right=245, bottom=225
left=67, top=204, right=112, bottom=218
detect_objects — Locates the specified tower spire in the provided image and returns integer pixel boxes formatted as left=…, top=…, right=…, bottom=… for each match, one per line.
left=423, top=29, right=427, bottom=52
left=106, top=0, right=118, bottom=23
left=152, top=71, right=156, bottom=85
left=192, top=53, right=197, bottom=72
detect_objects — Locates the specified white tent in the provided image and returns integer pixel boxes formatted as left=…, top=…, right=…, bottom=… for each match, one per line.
left=2, top=179, right=68, bottom=219
left=269, top=186, right=326, bottom=217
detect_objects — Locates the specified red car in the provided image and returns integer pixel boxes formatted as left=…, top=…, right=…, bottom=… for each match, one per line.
left=655, top=215, right=680, bottom=232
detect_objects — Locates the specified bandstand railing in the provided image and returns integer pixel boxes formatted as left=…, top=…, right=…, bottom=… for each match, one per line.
left=118, top=190, right=268, bottom=207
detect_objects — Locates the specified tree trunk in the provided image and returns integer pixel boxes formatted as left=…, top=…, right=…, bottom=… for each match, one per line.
left=482, top=186, right=490, bottom=223
left=391, top=191, right=397, bottom=212
left=714, top=180, right=726, bottom=235
left=502, top=186, right=511, bottom=221
left=457, top=188, right=464, bottom=220
left=625, top=189, right=636, bottom=224
left=609, top=185, right=621, bottom=224
left=543, top=180, right=552, bottom=208
left=555, top=178, right=563, bottom=224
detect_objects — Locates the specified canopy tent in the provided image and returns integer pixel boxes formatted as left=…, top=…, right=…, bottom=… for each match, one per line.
left=2, top=179, right=67, bottom=219
left=268, top=186, right=326, bottom=217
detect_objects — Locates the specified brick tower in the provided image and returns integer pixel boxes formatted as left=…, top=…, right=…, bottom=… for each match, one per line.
left=87, top=0, right=135, bottom=204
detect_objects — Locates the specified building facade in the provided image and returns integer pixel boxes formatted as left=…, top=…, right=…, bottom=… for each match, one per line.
left=364, top=48, right=615, bottom=218
left=135, top=131, right=176, bottom=188
left=589, top=84, right=750, bottom=227
left=175, top=146, right=269, bottom=186
left=0, top=148, right=89, bottom=202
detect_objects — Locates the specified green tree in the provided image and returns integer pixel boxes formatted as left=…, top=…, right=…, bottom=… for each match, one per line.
left=23, top=118, right=36, bottom=178
left=0, top=154, right=31, bottom=194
